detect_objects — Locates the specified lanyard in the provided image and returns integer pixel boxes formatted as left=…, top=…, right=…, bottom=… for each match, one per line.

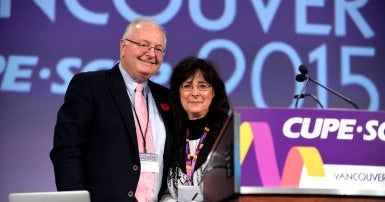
left=185, top=126, right=210, bottom=181
left=133, top=96, right=150, bottom=153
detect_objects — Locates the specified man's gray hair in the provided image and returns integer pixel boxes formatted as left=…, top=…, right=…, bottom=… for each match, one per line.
left=122, top=17, right=167, bottom=44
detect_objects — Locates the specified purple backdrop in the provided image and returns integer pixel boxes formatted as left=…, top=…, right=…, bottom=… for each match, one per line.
left=1, top=1, right=384, bottom=201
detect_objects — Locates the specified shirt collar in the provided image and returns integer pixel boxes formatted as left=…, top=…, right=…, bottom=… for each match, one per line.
left=119, top=62, right=149, bottom=95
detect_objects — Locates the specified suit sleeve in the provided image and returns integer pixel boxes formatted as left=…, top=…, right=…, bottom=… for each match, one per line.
left=50, top=73, right=94, bottom=191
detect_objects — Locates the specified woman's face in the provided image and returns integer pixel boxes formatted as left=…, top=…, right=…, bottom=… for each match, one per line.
left=179, top=70, right=215, bottom=120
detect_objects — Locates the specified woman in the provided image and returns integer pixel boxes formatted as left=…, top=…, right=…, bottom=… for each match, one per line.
left=160, top=56, right=231, bottom=201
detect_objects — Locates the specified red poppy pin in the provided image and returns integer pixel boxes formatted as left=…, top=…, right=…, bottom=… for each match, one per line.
left=160, top=103, right=170, bottom=112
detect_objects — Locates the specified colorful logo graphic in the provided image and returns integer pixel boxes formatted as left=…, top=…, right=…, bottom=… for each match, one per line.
left=240, top=121, right=326, bottom=187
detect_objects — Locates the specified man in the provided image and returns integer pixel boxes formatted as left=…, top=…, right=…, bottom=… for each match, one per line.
left=50, top=17, right=172, bottom=202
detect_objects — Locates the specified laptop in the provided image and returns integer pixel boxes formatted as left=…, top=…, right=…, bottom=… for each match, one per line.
left=8, top=190, right=90, bottom=202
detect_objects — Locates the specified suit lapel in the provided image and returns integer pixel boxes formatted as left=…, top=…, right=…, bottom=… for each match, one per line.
left=148, top=81, right=172, bottom=153
left=148, top=81, right=170, bottom=129
left=108, top=65, right=139, bottom=153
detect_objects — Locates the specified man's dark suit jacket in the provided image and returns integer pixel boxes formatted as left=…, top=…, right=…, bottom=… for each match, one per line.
left=50, top=64, right=173, bottom=202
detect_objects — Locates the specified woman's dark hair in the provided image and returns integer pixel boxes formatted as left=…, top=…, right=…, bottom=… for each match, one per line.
left=169, top=56, right=230, bottom=137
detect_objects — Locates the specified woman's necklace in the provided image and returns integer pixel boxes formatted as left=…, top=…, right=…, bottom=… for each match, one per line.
left=185, top=125, right=210, bottom=181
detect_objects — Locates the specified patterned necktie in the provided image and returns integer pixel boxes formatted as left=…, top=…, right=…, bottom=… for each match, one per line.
left=134, top=84, right=155, bottom=201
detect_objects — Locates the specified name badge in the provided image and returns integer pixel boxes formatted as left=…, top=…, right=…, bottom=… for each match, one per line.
left=178, top=185, right=203, bottom=201
left=139, top=153, right=159, bottom=173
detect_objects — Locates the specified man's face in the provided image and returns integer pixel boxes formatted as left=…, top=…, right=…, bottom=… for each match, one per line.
left=120, top=22, right=166, bottom=83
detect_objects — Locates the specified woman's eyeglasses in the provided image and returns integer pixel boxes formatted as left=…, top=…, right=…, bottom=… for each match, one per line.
left=180, top=83, right=211, bottom=91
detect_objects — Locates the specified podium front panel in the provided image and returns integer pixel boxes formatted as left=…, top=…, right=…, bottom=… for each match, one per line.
left=237, top=108, right=385, bottom=195
left=204, top=108, right=385, bottom=201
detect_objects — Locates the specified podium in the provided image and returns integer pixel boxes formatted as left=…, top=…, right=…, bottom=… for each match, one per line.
left=203, top=108, right=385, bottom=202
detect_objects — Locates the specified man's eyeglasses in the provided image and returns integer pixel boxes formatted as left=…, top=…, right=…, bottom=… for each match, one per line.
left=180, top=83, right=211, bottom=91
left=125, top=39, right=166, bottom=56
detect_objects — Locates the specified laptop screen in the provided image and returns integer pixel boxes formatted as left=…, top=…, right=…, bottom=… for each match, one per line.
left=8, top=191, right=90, bottom=202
